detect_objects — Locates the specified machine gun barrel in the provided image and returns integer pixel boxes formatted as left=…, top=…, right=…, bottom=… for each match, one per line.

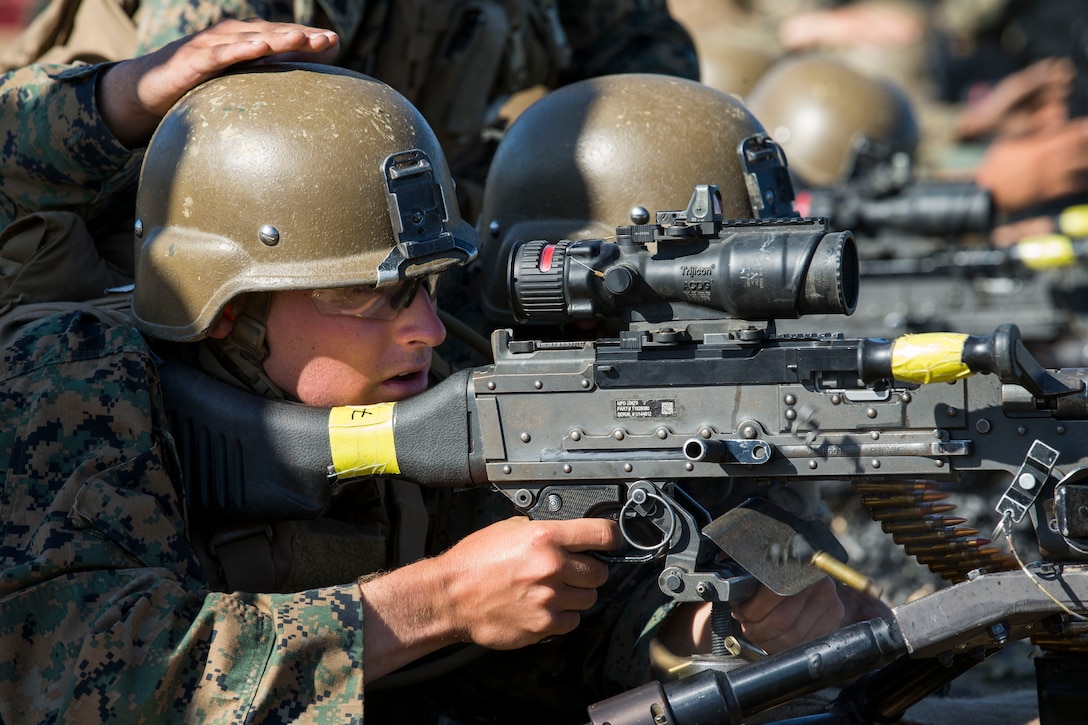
left=860, top=234, right=1088, bottom=277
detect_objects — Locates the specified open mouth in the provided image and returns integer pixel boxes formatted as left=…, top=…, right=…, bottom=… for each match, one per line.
left=387, top=368, right=427, bottom=386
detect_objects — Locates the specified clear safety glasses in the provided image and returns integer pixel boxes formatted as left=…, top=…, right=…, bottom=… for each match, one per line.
left=310, top=274, right=440, bottom=320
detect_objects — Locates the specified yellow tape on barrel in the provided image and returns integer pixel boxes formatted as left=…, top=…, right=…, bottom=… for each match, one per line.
left=890, top=333, right=973, bottom=384
left=328, top=403, right=401, bottom=478
left=1018, top=234, right=1076, bottom=270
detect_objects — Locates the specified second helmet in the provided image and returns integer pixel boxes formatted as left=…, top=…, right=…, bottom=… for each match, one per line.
left=746, top=55, right=919, bottom=188
left=477, top=72, right=794, bottom=325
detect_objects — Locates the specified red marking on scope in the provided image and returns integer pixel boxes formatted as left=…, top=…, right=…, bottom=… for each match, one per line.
left=539, top=243, right=557, bottom=272
left=794, top=190, right=811, bottom=218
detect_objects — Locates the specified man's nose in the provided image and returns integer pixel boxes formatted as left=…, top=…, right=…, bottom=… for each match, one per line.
left=394, top=286, right=446, bottom=346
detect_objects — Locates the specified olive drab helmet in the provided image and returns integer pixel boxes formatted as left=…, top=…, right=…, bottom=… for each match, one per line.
left=745, top=55, right=920, bottom=188
left=477, top=72, right=796, bottom=325
left=132, top=63, right=477, bottom=343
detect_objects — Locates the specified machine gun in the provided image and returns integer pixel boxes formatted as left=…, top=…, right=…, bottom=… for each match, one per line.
left=161, top=185, right=1088, bottom=723
left=782, top=146, right=1084, bottom=360
left=779, top=192, right=1088, bottom=366
left=858, top=232, right=1088, bottom=278
left=793, top=179, right=993, bottom=240
left=789, top=153, right=1067, bottom=354
left=774, top=231, right=1088, bottom=360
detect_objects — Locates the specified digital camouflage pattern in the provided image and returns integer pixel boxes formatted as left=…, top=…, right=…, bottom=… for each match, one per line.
left=0, top=310, right=367, bottom=723
left=0, top=63, right=142, bottom=238
left=0, top=0, right=697, bottom=235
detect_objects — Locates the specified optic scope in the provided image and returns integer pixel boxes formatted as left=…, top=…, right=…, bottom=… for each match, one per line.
left=798, top=181, right=994, bottom=238
left=504, top=185, right=859, bottom=326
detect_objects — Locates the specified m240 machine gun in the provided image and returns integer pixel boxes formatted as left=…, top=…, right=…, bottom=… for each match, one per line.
left=793, top=179, right=994, bottom=241
left=777, top=237, right=1088, bottom=376
left=162, top=186, right=1088, bottom=723
left=782, top=180, right=1088, bottom=369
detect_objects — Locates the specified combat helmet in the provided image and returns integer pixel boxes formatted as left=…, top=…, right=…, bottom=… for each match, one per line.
left=746, top=55, right=919, bottom=188
left=697, top=33, right=779, bottom=100
left=477, top=72, right=796, bottom=325
left=132, top=63, right=477, bottom=343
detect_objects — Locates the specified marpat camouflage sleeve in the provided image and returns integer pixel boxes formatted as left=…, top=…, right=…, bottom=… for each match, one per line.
left=0, top=63, right=143, bottom=231
left=0, top=311, right=366, bottom=723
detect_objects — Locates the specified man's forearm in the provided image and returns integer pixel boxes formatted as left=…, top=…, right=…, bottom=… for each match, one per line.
left=359, top=557, right=462, bottom=681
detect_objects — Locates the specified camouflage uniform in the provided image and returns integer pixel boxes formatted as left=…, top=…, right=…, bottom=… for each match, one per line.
left=0, top=62, right=142, bottom=241
left=0, top=0, right=697, bottom=235
left=0, top=309, right=367, bottom=723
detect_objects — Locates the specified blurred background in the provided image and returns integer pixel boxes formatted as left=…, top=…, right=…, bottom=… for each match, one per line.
left=0, top=0, right=36, bottom=50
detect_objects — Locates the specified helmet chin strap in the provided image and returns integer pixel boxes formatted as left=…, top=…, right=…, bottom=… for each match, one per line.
left=198, top=292, right=290, bottom=401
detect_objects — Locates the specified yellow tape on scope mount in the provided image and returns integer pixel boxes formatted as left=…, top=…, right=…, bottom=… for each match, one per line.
left=328, top=403, right=401, bottom=478
left=891, top=333, right=972, bottom=384
left=1018, top=234, right=1076, bottom=270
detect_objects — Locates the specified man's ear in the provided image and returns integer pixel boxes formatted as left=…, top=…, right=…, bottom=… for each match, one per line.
left=207, top=304, right=236, bottom=340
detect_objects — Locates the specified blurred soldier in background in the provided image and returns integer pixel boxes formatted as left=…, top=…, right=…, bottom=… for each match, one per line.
left=666, top=0, right=782, bottom=101
left=748, top=0, right=1088, bottom=219
left=743, top=52, right=1088, bottom=367
left=667, top=0, right=1088, bottom=223
left=745, top=53, right=920, bottom=190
